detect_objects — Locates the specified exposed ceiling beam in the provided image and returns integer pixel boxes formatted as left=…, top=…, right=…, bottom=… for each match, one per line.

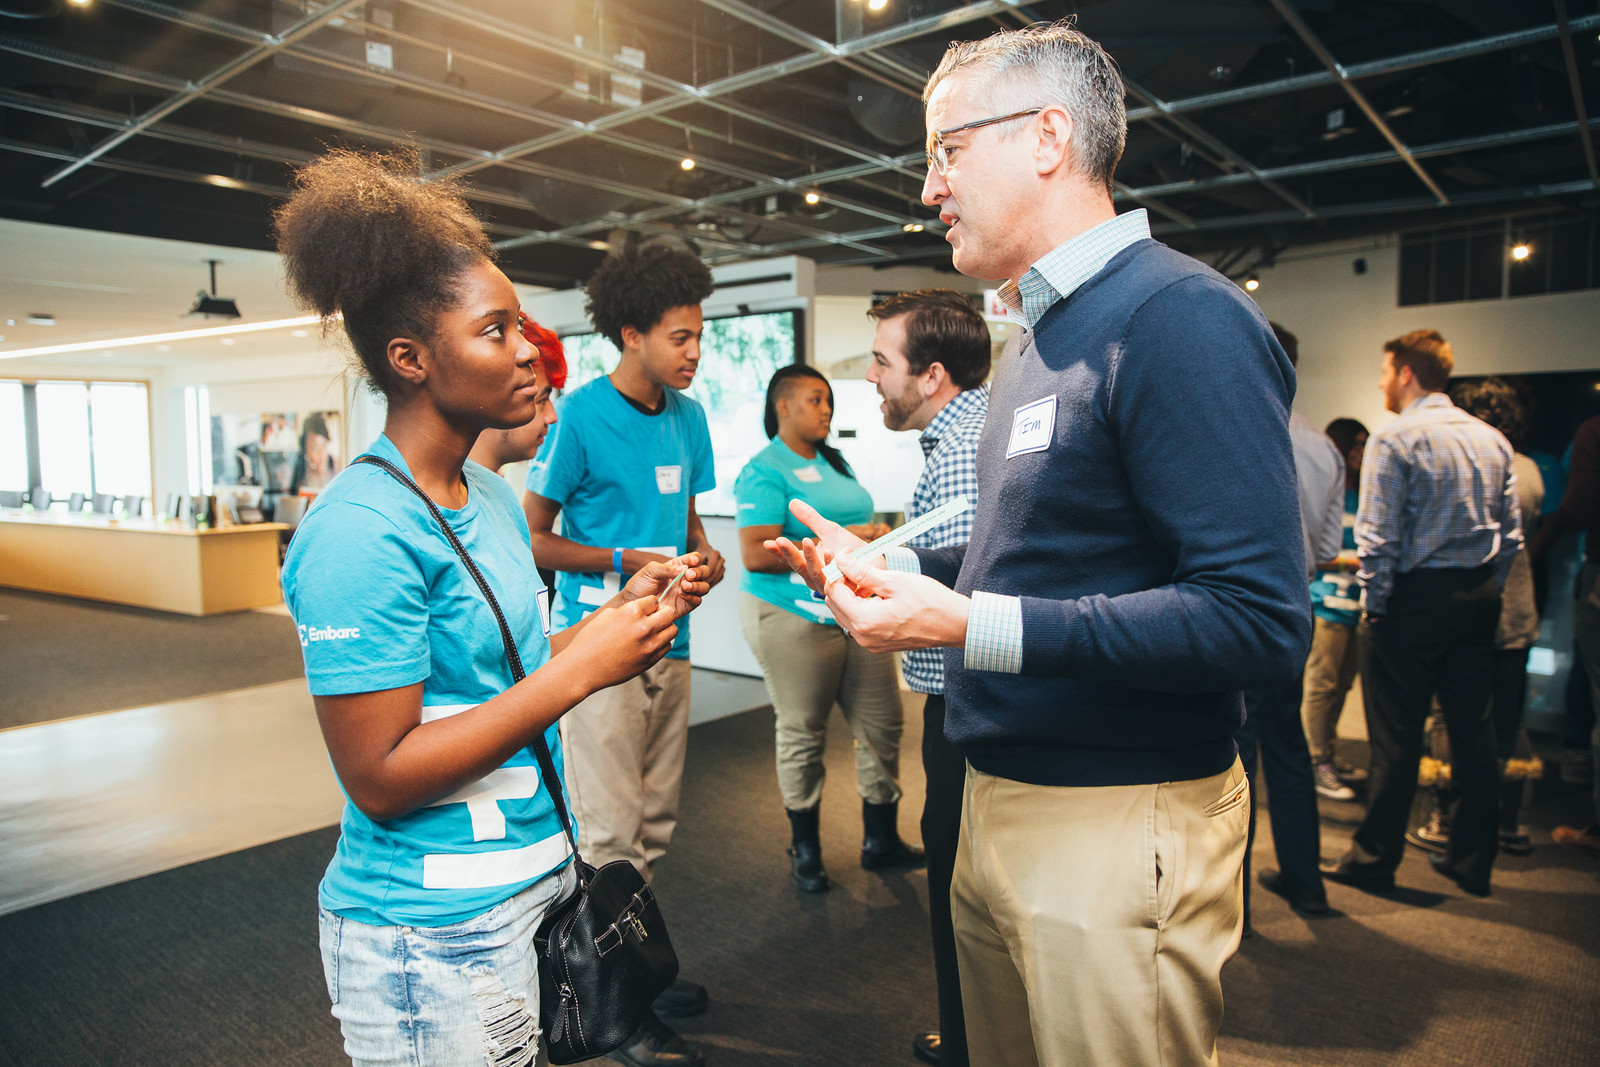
left=1264, top=0, right=1449, bottom=205
left=1124, top=14, right=1600, bottom=123
left=38, top=0, right=367, bottom=189
left=1552, top=0, right=1599, bottom=189
left=425, top=0, right=1019, bottom=182
left=1122, top=76, right=1317, bottom=217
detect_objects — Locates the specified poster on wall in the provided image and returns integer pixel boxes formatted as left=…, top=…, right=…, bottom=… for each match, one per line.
left=209, top=410, right=342, bottom=520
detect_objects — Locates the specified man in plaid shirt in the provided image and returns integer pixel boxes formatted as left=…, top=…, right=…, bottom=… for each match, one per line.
left=865, top=289, right=990, bottom=1067
left=1323, top=328, right=1523, bottom=899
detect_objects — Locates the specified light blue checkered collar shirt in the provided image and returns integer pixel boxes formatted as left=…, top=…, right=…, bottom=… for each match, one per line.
left=996, top=209, right=1153, bottom=330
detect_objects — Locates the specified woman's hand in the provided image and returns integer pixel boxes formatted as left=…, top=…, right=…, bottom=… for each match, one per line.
left=764, top=499, right=882, bottom=594
left=846, top=521, right=892, bottom=541
left=563, top=595, right=680, bottom=690
left=622, top=554, right=709, bottom=620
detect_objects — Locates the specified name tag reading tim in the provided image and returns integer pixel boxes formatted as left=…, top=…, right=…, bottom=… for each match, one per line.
left=655, top=465, right=682, bottom=494
left=1006, top=395, right=1056, bottom=458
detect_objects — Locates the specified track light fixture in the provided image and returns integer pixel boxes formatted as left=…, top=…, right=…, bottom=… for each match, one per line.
left=1244, top=274, right=1260, bottom=291
left=1510, top=243, right=1531, bottom=261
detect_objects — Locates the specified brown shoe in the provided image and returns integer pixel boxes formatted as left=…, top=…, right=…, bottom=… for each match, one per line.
left=1552, top=823, right=1600, bottom=856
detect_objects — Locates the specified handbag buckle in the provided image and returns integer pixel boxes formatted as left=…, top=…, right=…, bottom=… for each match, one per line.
left=627, top=913, right=649, bottom=942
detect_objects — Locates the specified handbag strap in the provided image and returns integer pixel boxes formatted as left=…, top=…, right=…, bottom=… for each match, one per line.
left=352, top=454, right=583, bottom=870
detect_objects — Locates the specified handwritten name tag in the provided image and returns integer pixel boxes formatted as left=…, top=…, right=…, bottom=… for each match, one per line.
left=794, top=466, right=823, bottom=483
left=655, top=465, right=682, bottom=494
left=1006, top=395, right=1056, bottom=458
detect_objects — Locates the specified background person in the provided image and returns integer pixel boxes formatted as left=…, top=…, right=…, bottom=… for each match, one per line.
left=769, top=22, right=1309, bottom=1066
left=468, top=316, right=567, bottom=490
left=1323, top=330, right=1522, bottom=899
left=522, top=237, right=724, bottom=1067
left=1304, top=417, right=1371, bottom=801
left=273, top=147, right=705, bottom=1067
left=863, top=289, right=989, bottom=1067
left=1236, top=322, right=1341, bottom=926
left=735, top=363, right=917, bottom=895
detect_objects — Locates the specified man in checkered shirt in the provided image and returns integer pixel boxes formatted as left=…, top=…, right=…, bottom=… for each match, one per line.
left=1322, top=328, right=1523, bottom=899
left=865, top=289, right=990, bottom=1067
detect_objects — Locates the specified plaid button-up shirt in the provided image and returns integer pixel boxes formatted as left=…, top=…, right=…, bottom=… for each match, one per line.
left=1356, top=392, right=1523, bottom=615
left=901, top=385, right=988, bottom=694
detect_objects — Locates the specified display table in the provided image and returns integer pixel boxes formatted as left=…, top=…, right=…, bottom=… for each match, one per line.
left=0, top=511, right=289, bottom=616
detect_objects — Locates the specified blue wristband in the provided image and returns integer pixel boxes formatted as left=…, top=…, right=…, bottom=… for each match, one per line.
left=613, top=547, right=624, bottom=574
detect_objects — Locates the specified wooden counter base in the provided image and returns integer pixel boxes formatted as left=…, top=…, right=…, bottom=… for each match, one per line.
left=0, top=513, right=289, bottom=616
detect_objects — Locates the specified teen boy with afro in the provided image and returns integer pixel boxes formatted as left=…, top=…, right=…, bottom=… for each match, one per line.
left=523, top=236, right=725, bottom=1067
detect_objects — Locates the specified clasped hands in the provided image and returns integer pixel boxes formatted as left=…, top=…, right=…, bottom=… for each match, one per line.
left=762, top=500, right=970, bottom=653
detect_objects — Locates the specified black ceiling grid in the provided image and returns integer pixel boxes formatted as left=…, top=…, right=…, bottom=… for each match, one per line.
left=1, top=0, right=1595, bottom=288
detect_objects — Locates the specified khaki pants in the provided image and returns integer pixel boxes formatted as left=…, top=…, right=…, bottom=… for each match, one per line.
left=558, top=656, right=691, bottom=880
left=953, top=759, right=1249, bottom=1067
left=1301, top=615, right=1360, bottom=764
left=738, top=592, right=904, bottom=811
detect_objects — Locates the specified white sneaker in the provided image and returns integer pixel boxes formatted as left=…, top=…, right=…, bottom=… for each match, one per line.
left=1314, top=762, right=1356, bottom=801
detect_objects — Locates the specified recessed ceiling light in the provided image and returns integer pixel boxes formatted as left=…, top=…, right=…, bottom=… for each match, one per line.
left=27, top=314, right=55, bottom=326
left=902, top=222, right=924, bottom=232
left=1244, top=274, right=1260, bottom=291
left=1511, top=243, right=1531, bottom=260
left=680, top=157, right=695, bottom=171
left=804, top=190, right=821, bottom=205
left=219, top=337, right=236, bottom=345
left=292, top=329, right=309, bottom=338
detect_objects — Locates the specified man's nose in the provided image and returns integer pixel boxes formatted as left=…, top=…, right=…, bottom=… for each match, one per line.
left=922, top=164, right=947, bottom=206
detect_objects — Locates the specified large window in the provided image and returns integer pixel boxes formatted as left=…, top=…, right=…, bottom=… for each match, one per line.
left=558, top=309, right=801, bottom=516
left=0, top=378, right=153, bottom=501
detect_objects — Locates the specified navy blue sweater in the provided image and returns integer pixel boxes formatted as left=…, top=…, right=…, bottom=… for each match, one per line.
left=913, top=239, right=1311, bottom=788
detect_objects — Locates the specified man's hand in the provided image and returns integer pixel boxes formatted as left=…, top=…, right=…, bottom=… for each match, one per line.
left=823, top=549, right=971, bottom=653
left=623, top=555, right=709, bottom=620
left=764, top=500, right=878, bottom=593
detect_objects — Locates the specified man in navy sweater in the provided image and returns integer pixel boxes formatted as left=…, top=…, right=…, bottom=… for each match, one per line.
left=767, top=22, right=1309, bottom=1067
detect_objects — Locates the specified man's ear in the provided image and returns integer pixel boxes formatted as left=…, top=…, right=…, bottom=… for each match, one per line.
left=619, top=324, right=643, bottom=352
left=1035, top=106, right=1074, bottom=177
left=388, top=337, right=428, bottom=388
left=922, top=361, right=949, bottom=398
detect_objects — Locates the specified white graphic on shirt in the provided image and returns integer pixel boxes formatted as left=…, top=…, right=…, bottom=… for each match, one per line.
left=298, top=623, right=362, bottom=648
left=414, top=704, right=573, bottom=889
left=793, top=466, right=823, bottom=483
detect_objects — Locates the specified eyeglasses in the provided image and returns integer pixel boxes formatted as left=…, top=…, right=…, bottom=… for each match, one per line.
left=925, top=107, right=1045, bottom=175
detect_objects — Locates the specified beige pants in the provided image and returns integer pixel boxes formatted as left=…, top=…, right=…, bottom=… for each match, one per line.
left=953, top=758, right=1249, bottom=1067
left=738, top=592, right=904, bottom=811
left=558, top=656, right=691, bottom=880
left=1302, top=615, right=1360, bottom=764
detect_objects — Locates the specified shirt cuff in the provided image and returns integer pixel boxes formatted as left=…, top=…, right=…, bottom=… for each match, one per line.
left=884, top=548, right=920, bottom=574
left=964, top=591, right=1023, bottom=674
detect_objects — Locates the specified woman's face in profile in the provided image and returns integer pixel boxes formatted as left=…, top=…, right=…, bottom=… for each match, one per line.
left=306, top=431, right=329, bottom=468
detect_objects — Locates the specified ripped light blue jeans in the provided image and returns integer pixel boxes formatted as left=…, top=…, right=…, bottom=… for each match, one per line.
left=319, top=862, right=579, bottom=1067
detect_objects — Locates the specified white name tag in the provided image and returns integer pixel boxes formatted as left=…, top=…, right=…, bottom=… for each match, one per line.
left=655, top=465, right=682, bottom=494
left=794, top=466, right=823, bottom=483
left=1006, top=395, right=1057, bottom=458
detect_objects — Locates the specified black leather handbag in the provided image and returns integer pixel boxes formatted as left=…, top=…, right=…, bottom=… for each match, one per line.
left=353, top=456, right=679, bottom=1064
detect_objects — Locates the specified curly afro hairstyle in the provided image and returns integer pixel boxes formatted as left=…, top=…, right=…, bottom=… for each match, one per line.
left=1450, top=377, right=1529, bottom=450
left=583, top=235, right=713, bottom=351
left=273, top=146, right=494, bottom=399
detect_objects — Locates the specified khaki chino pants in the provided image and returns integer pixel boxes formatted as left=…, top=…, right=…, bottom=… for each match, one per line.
left=738, top=592, right=904, bottom=811
left=953, top=759, right=1249, bottom=1067
left=558, top=656, right=691, bottom=880
left=1301, top=616, right=1360, bottom=765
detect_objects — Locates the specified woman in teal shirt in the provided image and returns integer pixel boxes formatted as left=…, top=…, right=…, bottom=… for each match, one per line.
left=736, top=364, right=923, bottom=893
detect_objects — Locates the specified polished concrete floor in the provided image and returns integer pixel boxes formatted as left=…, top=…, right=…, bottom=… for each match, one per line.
left=0, top=659, right=769, bottom=917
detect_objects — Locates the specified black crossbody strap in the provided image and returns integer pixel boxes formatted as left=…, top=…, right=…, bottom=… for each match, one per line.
left=352, top=454, right=582, bottom=869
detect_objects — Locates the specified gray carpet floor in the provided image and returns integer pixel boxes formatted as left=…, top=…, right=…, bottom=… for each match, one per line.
left=1, top=700, right=1597, bottom=1066
left=0, top=589, right=306, bottom=729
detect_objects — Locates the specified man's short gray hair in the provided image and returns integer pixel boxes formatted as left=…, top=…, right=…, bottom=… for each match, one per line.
left=924, top=21, right=1126, bottom=197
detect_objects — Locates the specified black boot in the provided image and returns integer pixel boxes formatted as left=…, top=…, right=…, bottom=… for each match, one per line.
left=786, top=806, right=829, bottom=892
left=1498, top=779, right=1533, bottom=855
left=861, top=799, right=926, bottom=870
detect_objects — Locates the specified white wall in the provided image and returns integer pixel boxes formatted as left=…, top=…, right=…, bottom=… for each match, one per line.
left=1245, top=236, right=1600, bottom=433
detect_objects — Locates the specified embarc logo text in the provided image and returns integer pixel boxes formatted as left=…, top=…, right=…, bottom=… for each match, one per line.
left=298, top=623, right=363, bottom=648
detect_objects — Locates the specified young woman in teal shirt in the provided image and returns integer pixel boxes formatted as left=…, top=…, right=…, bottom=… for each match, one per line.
left=735, top=364, right=924, bottom=893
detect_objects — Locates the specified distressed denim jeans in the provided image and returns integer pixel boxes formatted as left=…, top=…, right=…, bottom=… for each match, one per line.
left=319, top=861, right=578, bottom=1067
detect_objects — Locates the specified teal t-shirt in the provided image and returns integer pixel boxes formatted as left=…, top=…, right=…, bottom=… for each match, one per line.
left=282, top=433, right=572, bottom=927
left=735, top=437, right=874, bottom=624
left=525, top=378, right=715, bottom=657
left=1310, top=487, right=1361, bottom=626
